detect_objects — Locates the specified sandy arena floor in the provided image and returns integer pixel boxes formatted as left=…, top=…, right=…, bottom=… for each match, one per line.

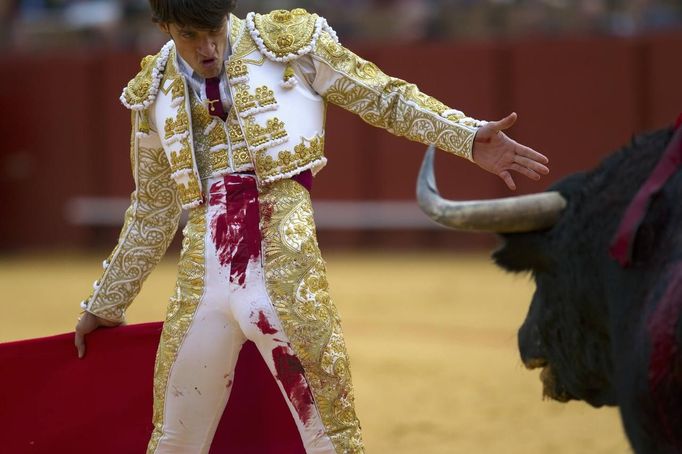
left=0, top=251, right=632, bottom=453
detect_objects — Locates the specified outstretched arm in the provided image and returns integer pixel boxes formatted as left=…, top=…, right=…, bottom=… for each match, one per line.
left=304, top=31, right=548, bottom=186
left=75, top=110, right=181, bottom=357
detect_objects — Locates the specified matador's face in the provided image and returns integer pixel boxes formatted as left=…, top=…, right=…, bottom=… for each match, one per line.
left=161, top=17, right=229, bottom=79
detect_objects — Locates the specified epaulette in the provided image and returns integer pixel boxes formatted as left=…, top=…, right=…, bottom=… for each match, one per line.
left=246, top=8, right=338, bottom=63
left=120, top=41, right=175, bottom=110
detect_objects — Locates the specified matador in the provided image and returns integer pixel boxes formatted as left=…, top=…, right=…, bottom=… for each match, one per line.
left=74, top=2, right=550, bottom=453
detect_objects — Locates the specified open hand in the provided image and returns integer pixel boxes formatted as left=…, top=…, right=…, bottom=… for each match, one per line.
left=472, top=112, right=549, bottom=190
left=74, top=312, right=122, bottom=359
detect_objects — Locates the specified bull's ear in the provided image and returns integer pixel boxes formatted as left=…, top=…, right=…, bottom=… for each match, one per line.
left=492, top=232, right=551, bottom=273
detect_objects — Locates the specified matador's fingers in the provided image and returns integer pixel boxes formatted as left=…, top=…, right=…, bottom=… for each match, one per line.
left=75, top=329, right=86, bottom=359
left=510, top=162, right=542, bottom=181
left=498, top=170, right=516, bottom=191
left=515, top=143, right=549, bottom=165
left=513, top=154, right=549, bottom=175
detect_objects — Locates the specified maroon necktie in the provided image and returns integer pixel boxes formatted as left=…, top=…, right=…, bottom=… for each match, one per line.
left=205, top=77, right=227, bottom=121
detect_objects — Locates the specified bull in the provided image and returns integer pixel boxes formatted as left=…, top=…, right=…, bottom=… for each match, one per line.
left=417, top=126, right=682, bottom=454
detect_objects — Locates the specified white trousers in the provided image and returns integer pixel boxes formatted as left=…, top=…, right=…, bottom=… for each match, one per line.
left=153, top=174, right=336, bottom=454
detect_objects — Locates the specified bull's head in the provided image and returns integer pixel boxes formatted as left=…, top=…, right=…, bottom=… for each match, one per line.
left=416, top=138, right=659, bottom=408
left=419, top=125, right=682, bottom=454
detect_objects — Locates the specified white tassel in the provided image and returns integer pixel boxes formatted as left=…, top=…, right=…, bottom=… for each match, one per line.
left=182, top=199, right=203, bottom=210
left=280, top=77, right=298, bottom=89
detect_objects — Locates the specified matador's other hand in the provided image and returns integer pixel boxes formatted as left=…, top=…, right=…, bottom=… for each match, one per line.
left=75, top=312, right=122, bottom=359
left=472, top=112, right=550, bottom=191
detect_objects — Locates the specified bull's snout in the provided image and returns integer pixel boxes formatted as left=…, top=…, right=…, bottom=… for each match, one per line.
left=518, top=323, right=547, bottom=369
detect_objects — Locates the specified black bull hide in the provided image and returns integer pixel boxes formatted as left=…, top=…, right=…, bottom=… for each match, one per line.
left=428, top=127, right=682, bottom=454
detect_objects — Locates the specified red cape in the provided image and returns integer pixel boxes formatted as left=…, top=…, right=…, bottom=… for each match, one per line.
left=0, top=322, right=306, bottom=453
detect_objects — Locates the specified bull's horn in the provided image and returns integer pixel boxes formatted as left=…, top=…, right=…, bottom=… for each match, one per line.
left=416, top=145, right=567, bottom=233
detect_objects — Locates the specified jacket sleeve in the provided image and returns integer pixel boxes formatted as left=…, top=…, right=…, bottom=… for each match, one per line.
left=80, top=110, right=182, bottom=323
left=307, top=31, right=483, bottom=161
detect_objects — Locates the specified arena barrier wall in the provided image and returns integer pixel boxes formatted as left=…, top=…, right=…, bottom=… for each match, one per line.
left=0, top=33, right=680, bottom=249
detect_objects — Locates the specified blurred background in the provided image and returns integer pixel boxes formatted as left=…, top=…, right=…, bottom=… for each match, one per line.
left=1, top=1, right=681, bottom=453
left=0, top=0, right=681, bottom=250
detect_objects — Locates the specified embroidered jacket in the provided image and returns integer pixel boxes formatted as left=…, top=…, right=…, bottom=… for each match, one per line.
left=82, top=8, right=483, bottom=322
left=120, top=8, right=482, bottom=209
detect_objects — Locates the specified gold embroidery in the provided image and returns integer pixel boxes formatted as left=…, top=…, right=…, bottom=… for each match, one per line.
left=121, top=43, right=178, bottom=109
left=140, top=54, right=154, bottom=69
left=384, top=78, right=451, bottom=115
left=165, top=49, right=179, bottom=78
left=314, top=33, right=477, bottom=159
left=283, top=62, right=296, bottom=84
left=189, top=90, right=254, bottom=178
left=242, top=55, right=267, bottom=66
left=170, top=137, right=193, bottom=173
left=189, top=91, right=216, bottom=179
left=324, top=77, right=475, bottom=159
left=210, top=149, right=230, bottom=171
left=148, top=204, right=207, bottom=453
left=253, top=9, right=318, bottom=58
left=315, top=32, right=390, bottom=90
left=160, top=76, right=184, bottom=99
left=234, top=84, right=277, bottom=116
left=230, top=14, right=242, bottom=46
left=207, top=121, right=228, bottom=149
left=260, top=180, right=364, bottom=453
left=171, top=78, right=184, bottom=100
left=231, top=15, right=258, bottom=59
left=232, top=148, right=251, bottom=170
left=227, top=58, right=248, bottom=81
left=121, top=55, right=155, bottom=107
left=244, top=117, right=288, bottom=150
left=227, top=109, right=251, bottom=170
left=256, top=135, right=324, bottom=179
left=229, top=116, right=246, bottom=144
left=178, top=177, right=202, bottom=204
left=164, top=109, right=190, bottom=141
left=193, top=103, right=213, bottom=132
left=86, top=116, right=181, bottom=322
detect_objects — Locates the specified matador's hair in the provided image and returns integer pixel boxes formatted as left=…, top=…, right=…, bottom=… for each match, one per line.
left=149, top=0, right=237, bottom=29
